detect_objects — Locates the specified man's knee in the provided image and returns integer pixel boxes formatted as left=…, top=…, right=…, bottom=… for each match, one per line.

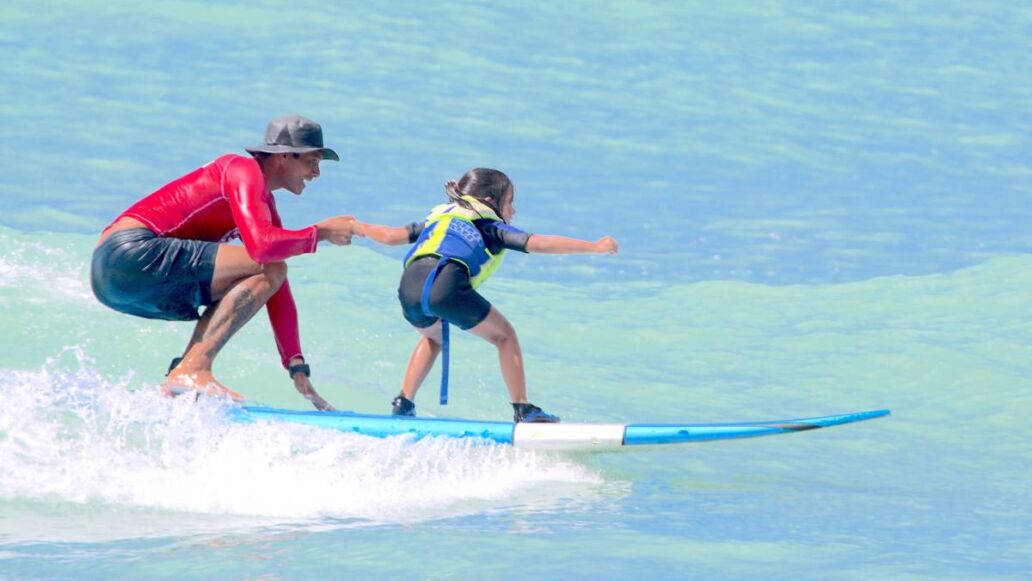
left=263, top=261, right=288, bottom=290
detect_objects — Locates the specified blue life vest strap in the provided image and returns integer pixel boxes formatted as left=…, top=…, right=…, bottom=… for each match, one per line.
left=440, top=320, right=450, bottom=405
left=420, top=259, right=451, bottom=405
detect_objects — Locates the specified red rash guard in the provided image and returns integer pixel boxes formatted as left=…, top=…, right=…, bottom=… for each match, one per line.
left=117, top=154, right=318, bottom=368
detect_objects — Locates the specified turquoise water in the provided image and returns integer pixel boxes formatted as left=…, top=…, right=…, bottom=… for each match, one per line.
left=1, top=1, right=1030, bottom=578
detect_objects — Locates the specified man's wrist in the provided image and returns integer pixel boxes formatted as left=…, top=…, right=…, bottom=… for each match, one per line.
left=289, top=362, right=311, bottom=379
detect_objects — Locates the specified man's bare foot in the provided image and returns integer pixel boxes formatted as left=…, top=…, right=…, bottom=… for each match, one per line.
left=162, top=370, right=245, bottom=401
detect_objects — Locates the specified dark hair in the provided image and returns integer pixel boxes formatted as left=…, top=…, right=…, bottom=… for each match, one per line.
left=445, top=168, right=513, bottom=221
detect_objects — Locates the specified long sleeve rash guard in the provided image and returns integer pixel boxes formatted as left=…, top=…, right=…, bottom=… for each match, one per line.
left=116, top=154, right=317, bottom=367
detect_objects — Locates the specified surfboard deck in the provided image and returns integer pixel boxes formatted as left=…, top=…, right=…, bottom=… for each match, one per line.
left=232, top=406, right=890, bottom=449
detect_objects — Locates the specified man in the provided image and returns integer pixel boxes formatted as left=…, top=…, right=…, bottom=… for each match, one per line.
left=91, top=115, right=355, bottom=410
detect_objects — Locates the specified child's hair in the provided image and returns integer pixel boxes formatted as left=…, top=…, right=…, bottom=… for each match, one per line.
left=445, top=168, right=513, bottom=221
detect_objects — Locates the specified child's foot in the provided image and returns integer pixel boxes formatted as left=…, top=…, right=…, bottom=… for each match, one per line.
left=391, top=394, right=416, bottom=417
left=512, top=403, right=560, bottom=423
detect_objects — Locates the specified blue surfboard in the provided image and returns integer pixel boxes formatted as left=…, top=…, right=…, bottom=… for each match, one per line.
left=232, top=406, right=890, bottom=449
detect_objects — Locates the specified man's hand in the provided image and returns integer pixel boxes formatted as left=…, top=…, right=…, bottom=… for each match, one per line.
left=293, top=373, right=336, bottom=411
left=317, top=215, right=356, bottom=245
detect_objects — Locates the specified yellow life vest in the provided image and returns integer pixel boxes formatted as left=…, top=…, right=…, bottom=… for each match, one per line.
left=404, top=196, right=507, bottom=289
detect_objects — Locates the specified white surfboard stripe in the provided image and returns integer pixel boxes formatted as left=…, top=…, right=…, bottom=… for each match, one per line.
left=512, top=422, right=627, bottom=448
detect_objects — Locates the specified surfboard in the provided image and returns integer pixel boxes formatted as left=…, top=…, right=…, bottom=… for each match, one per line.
left=232, top=406, right=890, bottom=449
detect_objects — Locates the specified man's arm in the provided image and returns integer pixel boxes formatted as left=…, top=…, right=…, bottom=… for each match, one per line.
left=266, top=279, right=335, bottom=411
left=225, top=158, right=319, bottom=263
left=265, top=278, right=303, bottom=369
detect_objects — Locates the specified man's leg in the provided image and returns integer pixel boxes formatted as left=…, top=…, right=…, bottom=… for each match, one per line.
left=165, top=245, right=286, bottom=396
left=173, top=302, right=216, bottom=366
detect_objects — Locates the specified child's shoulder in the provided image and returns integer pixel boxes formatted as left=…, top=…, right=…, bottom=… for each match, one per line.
left=477, top=219, right=528, bottom=235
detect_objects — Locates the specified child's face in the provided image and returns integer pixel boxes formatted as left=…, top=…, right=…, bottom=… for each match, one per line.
left=500, top=186, right=516, bottom=222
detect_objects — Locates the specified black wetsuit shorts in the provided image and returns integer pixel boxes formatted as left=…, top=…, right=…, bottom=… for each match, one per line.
left=398, top=256, right=492, bottom=330
left=90, top=228, right=219, bottom=321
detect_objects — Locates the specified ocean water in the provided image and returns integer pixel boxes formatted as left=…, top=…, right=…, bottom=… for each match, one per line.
left=1, top=1, right=1029, bottom=579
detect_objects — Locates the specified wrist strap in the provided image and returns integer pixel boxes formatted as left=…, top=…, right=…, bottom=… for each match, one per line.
left=288, top=363, right=311, bottom=378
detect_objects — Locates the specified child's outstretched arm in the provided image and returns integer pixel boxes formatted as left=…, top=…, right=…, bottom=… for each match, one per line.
left=525, top=234, right=618, bottom=255
left=353, top=221, right=418, bottom=246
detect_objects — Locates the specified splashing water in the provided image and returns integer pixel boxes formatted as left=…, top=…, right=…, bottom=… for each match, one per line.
left=0, top=347, right=607, bottom=533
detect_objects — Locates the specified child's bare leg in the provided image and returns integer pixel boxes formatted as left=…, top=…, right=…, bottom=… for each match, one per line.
left=467, top=307, right=527, bottom=403
left=401, top=323, right=443, bottom=400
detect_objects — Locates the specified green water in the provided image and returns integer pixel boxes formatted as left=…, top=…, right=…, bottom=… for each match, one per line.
left=2, top=0, right=1030, bottom=578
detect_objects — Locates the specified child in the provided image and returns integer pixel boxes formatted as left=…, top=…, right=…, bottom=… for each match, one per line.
left=355, top=167, right=618, bottom=423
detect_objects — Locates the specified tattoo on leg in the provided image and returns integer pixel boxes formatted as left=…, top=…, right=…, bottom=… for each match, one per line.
left=203, top=287, right=259, bottom=360
left=186, top=302, right=217, bottom=350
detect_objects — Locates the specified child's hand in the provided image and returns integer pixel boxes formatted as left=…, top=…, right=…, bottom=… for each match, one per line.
left=350, top=221, right=367, bottom=237
left=595, top=236, right=618, bottom=254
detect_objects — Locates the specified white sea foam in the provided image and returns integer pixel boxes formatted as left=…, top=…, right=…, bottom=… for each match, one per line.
left=0, top=347, right=604, bottom=528
left=0, top=232, right=92, bottom=301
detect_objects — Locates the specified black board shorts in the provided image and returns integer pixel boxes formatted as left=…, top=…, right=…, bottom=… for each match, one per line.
left=398, top=256, right=492, bottom=330
left=90, top=228, right=219, bottom=321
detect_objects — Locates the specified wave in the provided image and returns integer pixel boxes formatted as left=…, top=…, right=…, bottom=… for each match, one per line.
left=0, top=346, right=606, bottom=532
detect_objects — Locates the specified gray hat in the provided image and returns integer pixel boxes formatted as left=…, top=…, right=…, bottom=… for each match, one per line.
left=245, top=114, right=340, bottom=161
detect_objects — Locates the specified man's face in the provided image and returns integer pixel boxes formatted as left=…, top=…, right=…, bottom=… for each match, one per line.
left=282, top=151, right=323, bottom=195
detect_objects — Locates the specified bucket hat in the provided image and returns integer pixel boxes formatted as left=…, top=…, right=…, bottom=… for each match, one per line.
left=245, top=115, right=339, bottom=161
